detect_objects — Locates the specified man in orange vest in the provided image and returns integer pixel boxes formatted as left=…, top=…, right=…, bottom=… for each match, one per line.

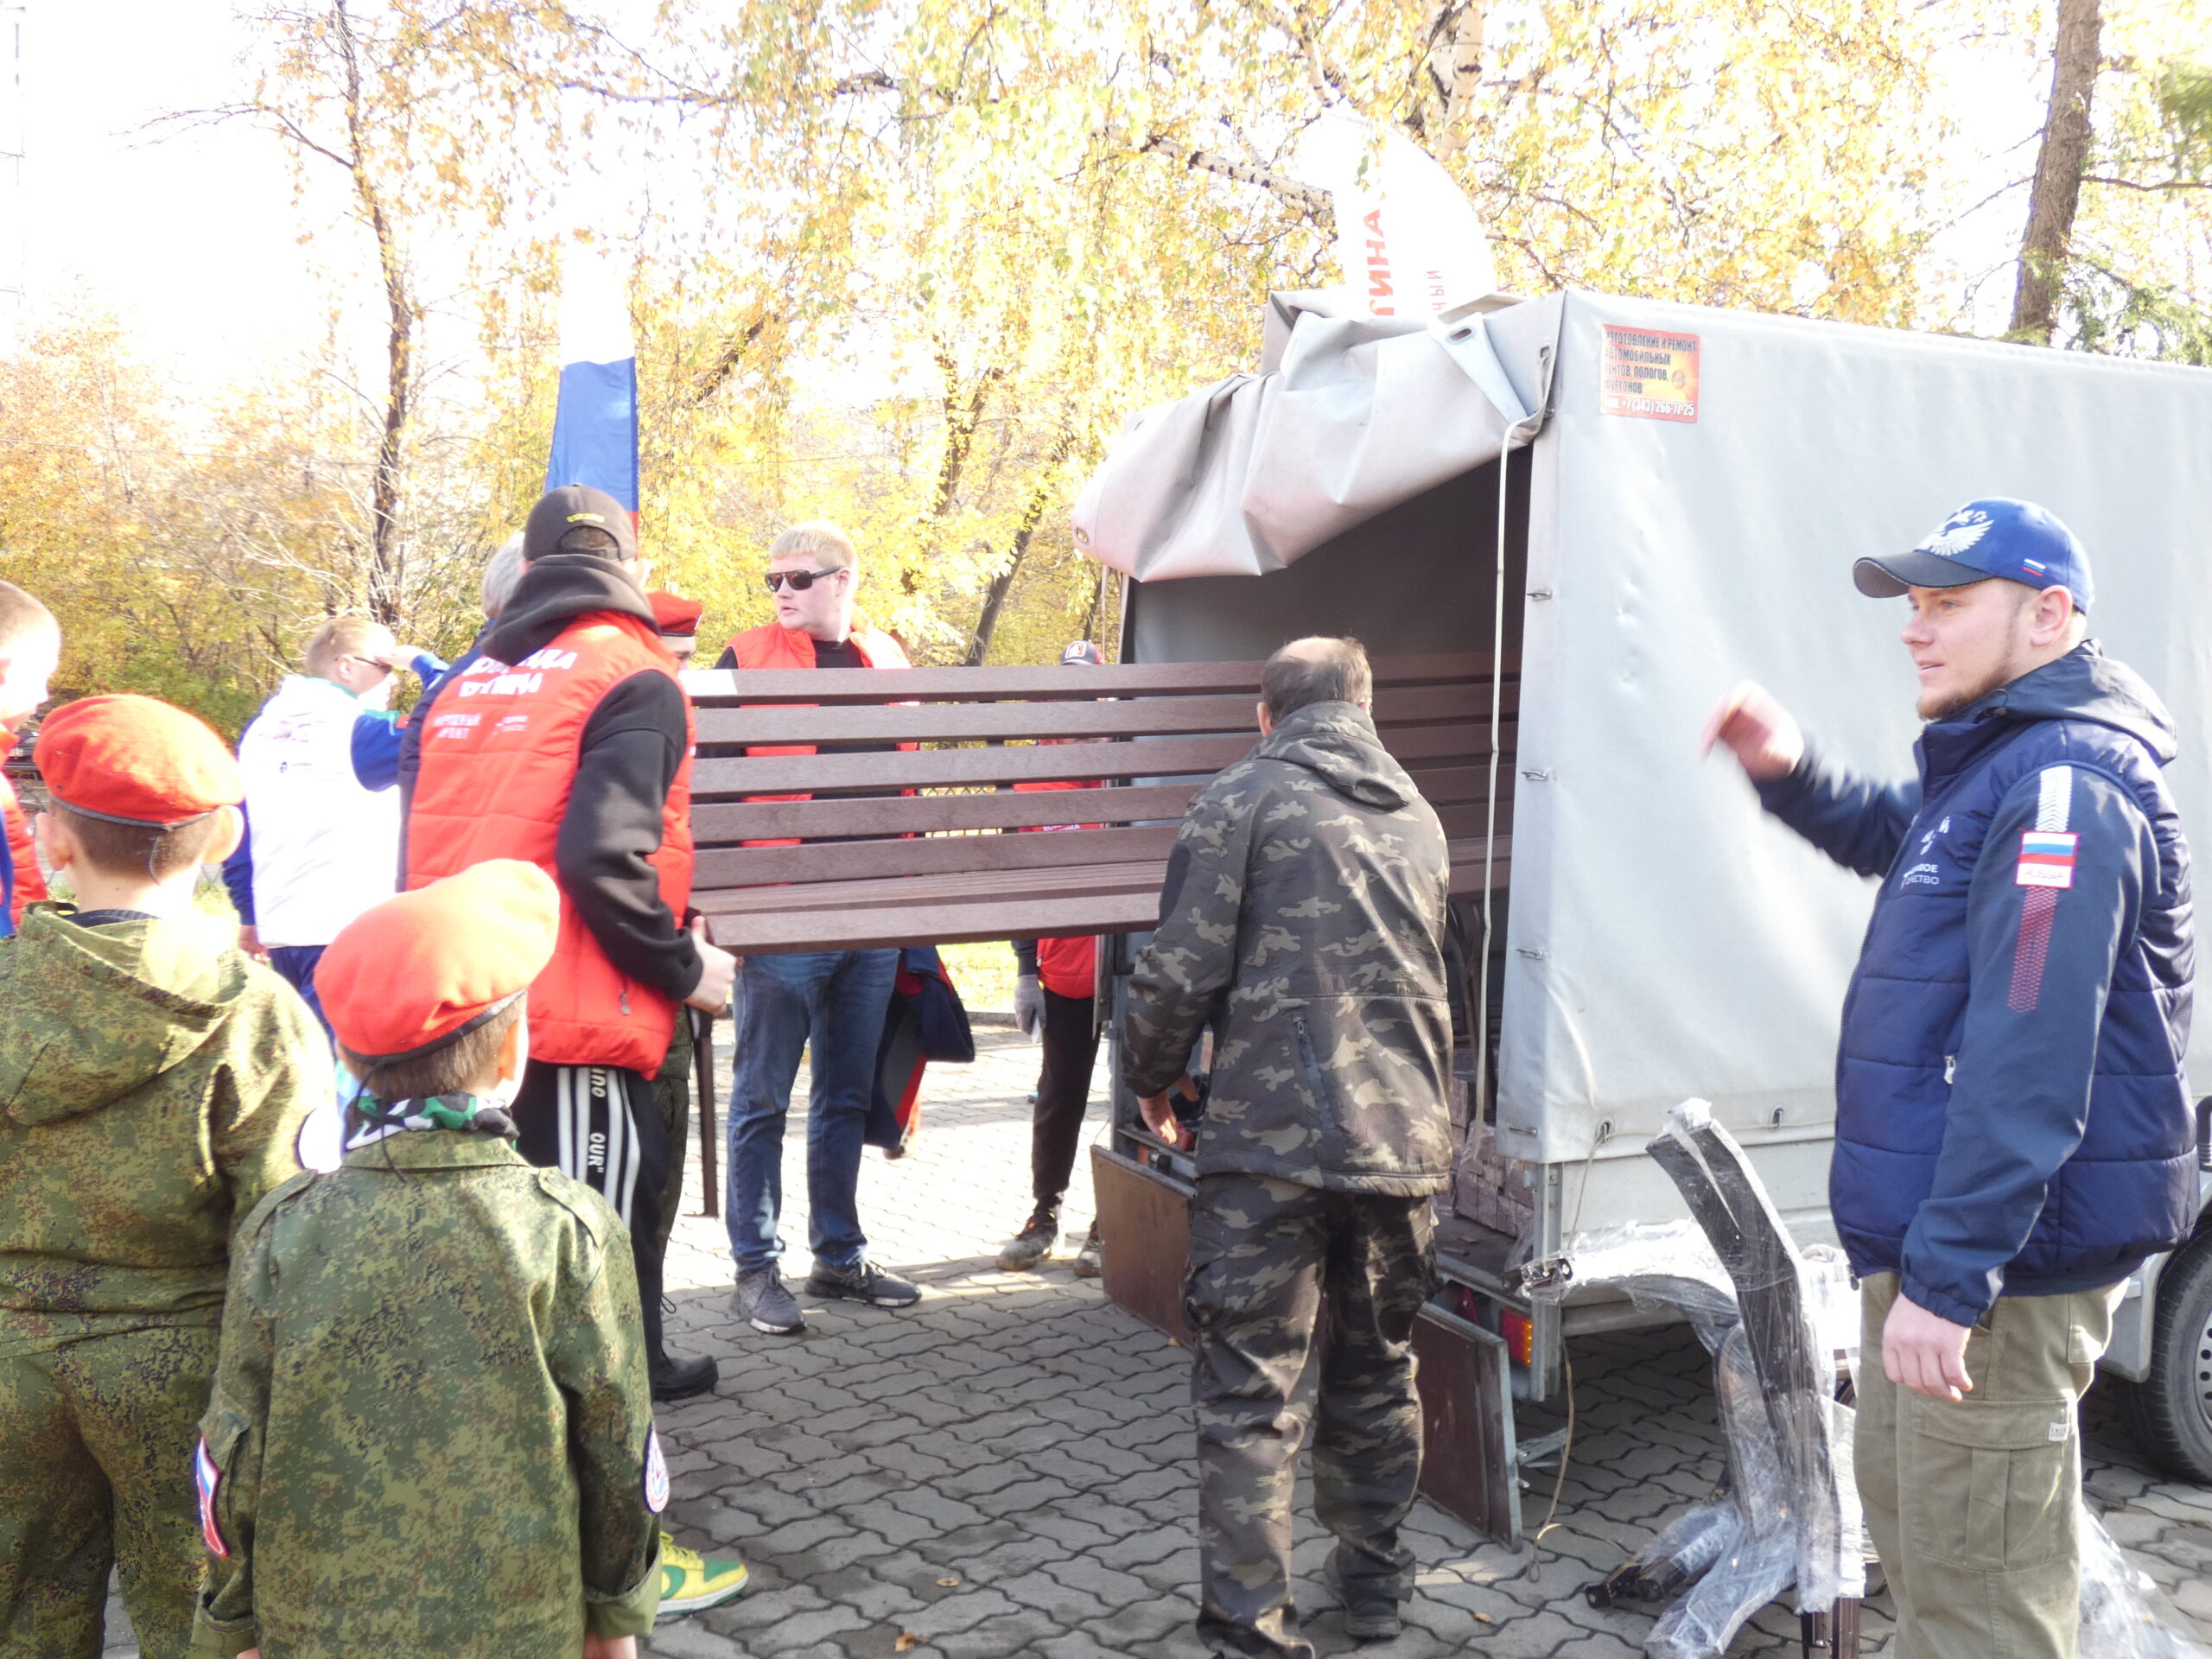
left=407, top=485, right=735, bottom=1405
left=714, top=522, right=924, bottom=1335
left=998, top=640, right=1108, bottom=1276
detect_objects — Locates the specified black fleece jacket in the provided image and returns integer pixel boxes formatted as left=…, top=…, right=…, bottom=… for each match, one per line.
left=483, top=555, right=702, bottom=1006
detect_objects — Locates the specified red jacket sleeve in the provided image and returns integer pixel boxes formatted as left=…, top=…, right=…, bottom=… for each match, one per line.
left=0, top=774, right=44, bottom=925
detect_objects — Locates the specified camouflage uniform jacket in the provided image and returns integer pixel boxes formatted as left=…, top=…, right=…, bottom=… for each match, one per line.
left=1122, top=700, right=1453, bottom=1196
left=0, top=906, right=323, bottom=1355
left=192, top=1132, right=664, bottom=1656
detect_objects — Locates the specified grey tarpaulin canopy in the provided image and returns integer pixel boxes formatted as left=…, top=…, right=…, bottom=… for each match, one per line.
left=1072, top=290, right=1538, bottom=581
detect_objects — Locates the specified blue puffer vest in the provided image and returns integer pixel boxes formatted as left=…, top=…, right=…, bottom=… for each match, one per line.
left=1831, top=647, right=2196, bottom=1296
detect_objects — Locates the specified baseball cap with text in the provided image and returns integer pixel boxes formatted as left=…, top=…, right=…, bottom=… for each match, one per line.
left=521, top=484, right=639, bottom=563
left=1853, top=499, right=2094, bottom=614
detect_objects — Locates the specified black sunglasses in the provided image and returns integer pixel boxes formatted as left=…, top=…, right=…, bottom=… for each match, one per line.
left=763, top=567, right=844, bottom=594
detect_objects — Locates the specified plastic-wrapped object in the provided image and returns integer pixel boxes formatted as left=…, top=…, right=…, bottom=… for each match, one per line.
left=2079, top=1508, right=2212, bottom=1658
left=1586, top=1497, right=1736, bottom=1608
left=1548, top=1219, right=1741, bottom=1354
left=1647, top=1326, right=1802, bottom=1658
left=1647, top=1101, right=1866, bottom=1612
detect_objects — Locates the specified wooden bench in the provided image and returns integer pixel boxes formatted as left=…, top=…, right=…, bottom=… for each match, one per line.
left=683, top=652, right=1517, bottom=954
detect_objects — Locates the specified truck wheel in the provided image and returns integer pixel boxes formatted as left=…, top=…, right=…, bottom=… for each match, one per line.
left=2120, top=1231, right=2212, bottom=1484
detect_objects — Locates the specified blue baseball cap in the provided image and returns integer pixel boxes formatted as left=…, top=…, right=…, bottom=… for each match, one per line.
left=1853, top=499, right=2094, bottom=614
left=1060, top=639, right=1106, bottom=665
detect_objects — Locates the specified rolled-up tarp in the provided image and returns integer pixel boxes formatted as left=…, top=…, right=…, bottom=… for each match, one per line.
left=1072, top=293, right=1536, bottom=582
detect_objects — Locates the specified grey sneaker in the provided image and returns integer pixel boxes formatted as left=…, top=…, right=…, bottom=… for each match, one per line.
left=996, top=1211, right=1058, bottom=1272
left=808, top=1258, right=922, bottom=1308
left=733, top=1267, right=804, bottom=1335
left=1071, top=1227, right=1103, bottom=1279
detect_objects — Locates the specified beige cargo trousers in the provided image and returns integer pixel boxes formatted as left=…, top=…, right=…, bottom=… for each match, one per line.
left=1856, top=1271, right=2119, bottom=1659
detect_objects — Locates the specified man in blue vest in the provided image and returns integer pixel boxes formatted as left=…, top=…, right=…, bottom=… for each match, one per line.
left=1706, top=499, right=2195, bottom=1659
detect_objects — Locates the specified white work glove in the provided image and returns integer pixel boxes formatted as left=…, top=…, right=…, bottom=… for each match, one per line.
left=1014, top=974, right=1043, bottom=1038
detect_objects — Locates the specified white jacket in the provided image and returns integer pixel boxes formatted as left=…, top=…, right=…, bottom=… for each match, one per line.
left=237, top=676, right=402, bottom=948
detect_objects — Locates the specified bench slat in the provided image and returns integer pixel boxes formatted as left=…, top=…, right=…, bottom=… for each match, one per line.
left=683, top=652, right=1517, bottom=706
left=692, top=720, right=1508, bottom=798
left=701, top=841, right=1511, bottom=952
left=694, top=683, right=1515, bottom=748
left=690, top=782, right=1205, bottom=844
left=694, top=823, right=1181, bottom=889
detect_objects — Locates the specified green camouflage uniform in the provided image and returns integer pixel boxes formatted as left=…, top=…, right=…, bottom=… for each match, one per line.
left=191, top=1132, right=664, bottom=1656
left=0, top=906, right=323, bottom=1659
left=1122, top=700, right=1452, bottom=1659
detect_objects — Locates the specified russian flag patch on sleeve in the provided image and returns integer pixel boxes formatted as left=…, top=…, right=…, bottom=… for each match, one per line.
left=2017, top=830, right=2078, bottom=889
left=194, top=1437, right=228, bottom=1559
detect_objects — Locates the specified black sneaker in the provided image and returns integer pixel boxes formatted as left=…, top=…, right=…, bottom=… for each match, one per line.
left=808, top=1259, right=922, bottom=1308
left=651, top=1351, right=720, bottom=1402
left=996, top=1211, right=1058, bottom=1271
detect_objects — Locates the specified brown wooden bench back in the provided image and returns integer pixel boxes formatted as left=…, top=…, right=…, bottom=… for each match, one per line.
left=683, top=652, right=1517, bottom=953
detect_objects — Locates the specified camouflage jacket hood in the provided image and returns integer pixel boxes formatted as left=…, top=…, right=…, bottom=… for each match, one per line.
left=0, top=906, right=324, bottom=1345
left=2, top=907, right=252, bottom=1125
left=1249, top=701, right=1419, bottom=812
left=1121, top=701, right=1455, bottom=1195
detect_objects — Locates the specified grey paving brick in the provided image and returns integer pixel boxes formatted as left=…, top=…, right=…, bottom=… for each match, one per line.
left=112, top=1033, right=2209, bottom=1659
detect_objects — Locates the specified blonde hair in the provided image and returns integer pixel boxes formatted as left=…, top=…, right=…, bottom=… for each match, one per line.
left=769, top=520, right=858, bottom=575
left=304, top=613, right=391, bottom=679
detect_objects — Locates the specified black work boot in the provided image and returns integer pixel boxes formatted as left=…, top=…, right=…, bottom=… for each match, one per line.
left=643, top=1273, right=720, bottom=1402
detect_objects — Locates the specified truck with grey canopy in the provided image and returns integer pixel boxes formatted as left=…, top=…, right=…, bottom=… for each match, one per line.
left=1071, top=284, right=2212, bottom=1529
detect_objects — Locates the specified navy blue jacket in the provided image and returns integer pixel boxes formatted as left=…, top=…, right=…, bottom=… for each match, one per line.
left=1757, top=644, right=2195, bottom=1325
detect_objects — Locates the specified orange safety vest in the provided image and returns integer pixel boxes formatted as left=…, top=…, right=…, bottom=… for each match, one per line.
left=408, top=610, right=696, bottom=1073
left=725, top=621, right=914, bottom=847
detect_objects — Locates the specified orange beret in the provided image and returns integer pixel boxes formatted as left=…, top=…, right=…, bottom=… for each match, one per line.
left=36, top=695, right=245, bottom=828
left=316, top=861, right=561, bottom=1065
left=649, top=590, right=703, bottom=637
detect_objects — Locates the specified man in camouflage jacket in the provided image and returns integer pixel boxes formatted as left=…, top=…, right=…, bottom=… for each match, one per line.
left=1122, top=637, right=1453, bottom=1658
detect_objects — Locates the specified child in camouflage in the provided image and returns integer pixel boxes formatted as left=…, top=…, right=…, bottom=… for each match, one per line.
left=0, top=691, right=325, bottom=1659
left=189, top=861, right=746, bottom=1659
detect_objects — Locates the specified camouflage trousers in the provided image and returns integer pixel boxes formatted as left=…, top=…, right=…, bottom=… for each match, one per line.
left=0, top=1323, right=219, bottom=1659
left=1184, top=1173, right=1435, bottom=1659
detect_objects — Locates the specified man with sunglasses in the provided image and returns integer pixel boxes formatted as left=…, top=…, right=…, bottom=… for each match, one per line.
left=229, top=613, right=446, bottom=1032
left=714, top=522, right=922, bottom=1335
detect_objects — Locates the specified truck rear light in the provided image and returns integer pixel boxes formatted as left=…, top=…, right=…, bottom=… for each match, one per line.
left=1498, top=1309, right=1535, bottom=1367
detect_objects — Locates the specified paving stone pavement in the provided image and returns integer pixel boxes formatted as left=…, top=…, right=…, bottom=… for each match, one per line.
left=102, top=1027, right=2212, bottom=1656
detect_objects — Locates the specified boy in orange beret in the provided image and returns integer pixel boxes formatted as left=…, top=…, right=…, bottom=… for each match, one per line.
left=0, top=694, right=325, bottom=1659
left=192, top=860, right=743, bottom=1659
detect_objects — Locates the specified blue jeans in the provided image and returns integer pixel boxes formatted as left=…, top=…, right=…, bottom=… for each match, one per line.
left=268, top=944, right=331, bottom=1039
left=726, top=949, right=899, bottom=1274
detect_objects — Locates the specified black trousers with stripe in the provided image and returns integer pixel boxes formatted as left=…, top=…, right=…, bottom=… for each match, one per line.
left=514, top=1059, right=673, bottom=1363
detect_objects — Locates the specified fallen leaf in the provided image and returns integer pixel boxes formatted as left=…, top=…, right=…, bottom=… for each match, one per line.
left=895, top=1635, right=919, bottom=1652
left=937, top=1577, right=960, bottom=1587
left=1471, top=1611, right=1494, bottom=1624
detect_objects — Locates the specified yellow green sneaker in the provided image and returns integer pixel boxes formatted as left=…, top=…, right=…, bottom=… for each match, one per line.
left=657, top=1532, right=749, bottom=1615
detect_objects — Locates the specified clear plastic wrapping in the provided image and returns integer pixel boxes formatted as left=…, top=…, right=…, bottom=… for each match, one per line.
left=2079, top=1509, right=2212, bottom=1659
left=1550, top=1102, right=1866, bottom=1654
left=1563, top=1103, right=2207, bottom=1659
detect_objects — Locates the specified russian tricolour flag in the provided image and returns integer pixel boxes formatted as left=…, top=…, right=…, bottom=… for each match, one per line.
left=545, top=256, right=639, bottom=514
left=2016, top=830, right=2077, bottom=889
